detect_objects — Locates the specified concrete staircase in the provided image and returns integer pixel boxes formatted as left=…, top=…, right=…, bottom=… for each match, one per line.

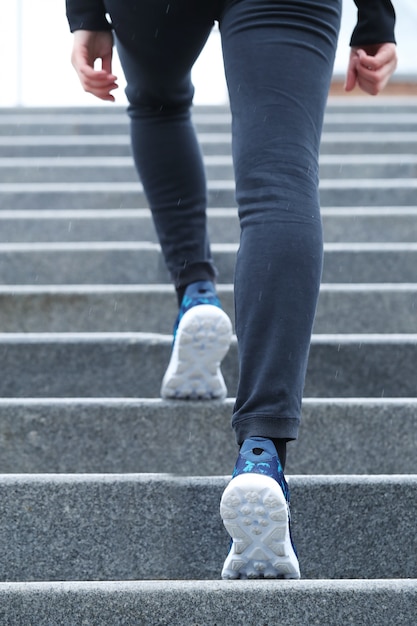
left=0, top=100, right=416, bottom=624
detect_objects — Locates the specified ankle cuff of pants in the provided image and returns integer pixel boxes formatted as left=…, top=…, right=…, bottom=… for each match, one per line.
left=232, top=414, right=300, bottom=446
left=172, top=261, right=217, bottom=290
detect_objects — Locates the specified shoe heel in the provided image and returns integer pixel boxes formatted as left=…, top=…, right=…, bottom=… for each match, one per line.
left=220, top=474, right=300, bottom=579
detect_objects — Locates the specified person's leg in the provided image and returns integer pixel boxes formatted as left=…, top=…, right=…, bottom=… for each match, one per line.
left=104, top=0, right=217, bottom=293
left=104, top=0, right=232, bottom=399
left=220, top=0, right=342, bottom=444
left=218, top=0, right=342, bottom=579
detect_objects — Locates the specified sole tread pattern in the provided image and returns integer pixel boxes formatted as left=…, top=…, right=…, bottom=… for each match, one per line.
left=161, top=304, right=232, bottom=400
left=220, top=474, right=300, bottom=579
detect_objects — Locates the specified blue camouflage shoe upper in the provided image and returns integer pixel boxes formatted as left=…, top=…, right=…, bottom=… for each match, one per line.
left=174, top=280, right=222, bottom=338
left=232, top=436, right=297, bottom=558
left=232, top=437, right=290, bottom=503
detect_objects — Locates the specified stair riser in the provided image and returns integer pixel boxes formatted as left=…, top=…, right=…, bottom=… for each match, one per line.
left=0, top=337, right=416, bottom=398
left=0, top=184, right=416, bottom=209
left=0, top=580, right=416, bottom=626
left=1, top=289, right=416, bottom=333
left=3, top=103, right=417, bottom=113
left=0, top=476, right=415, bottom=581
left=0, top=138, right=416, bottom=158
left=0, top=400, right=415, bottom=475
left=1, top=248, right=417, bottom=284
left=2, top=118, right=417, bottom=134
left=1, top=212, right=417, bottom=243
left=0, top=244, right=417, bottom=285
left=2, top=162, right=417, bottom=182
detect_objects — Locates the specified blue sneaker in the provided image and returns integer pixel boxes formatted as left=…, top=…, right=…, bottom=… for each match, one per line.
left=160, top=280, right=232, bottom=400
left=220, top=437, right=300, bottom=579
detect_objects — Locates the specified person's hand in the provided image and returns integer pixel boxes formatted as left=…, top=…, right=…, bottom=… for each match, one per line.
left=345, top=43, right=397, bottom=96
left=71, top=30, right=118, bottom=101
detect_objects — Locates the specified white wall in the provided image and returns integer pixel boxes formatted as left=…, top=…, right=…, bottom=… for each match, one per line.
left=0, top=0, right=414, bottom=107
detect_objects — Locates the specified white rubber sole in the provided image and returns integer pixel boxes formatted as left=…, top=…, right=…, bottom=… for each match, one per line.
left=220, top=473, right=301, bottom=579
left=160, top=304, right=233, bottom=400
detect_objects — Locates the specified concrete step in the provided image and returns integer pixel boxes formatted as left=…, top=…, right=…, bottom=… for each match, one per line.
left=0, top=133, right=417, bottom=158
left=0, top=100, right=414, bottom=608
left=0, top=113, right=407, bottom=134
left=315, top=284, right=417, bottom=333
left=2, top=155, right=417, bottom=182
left=321, top=207, right=417, bottom=243
left=1, top=284, right=416, bottom=334
left=0, top=333, right=416, bottom=398
left=0, top=179, right=416, bottom=209
left=0, top=579, right=416, bottom=626
left=0, top=474, right=416, bottom=581
left=2, top=99, right=417, bottom=115
left=1, top=104, right=417, bottom=132
left=0, top=179, right=417, bottom=211
left=0, top=398, right=415, bottom=475
left=1, top=243, right=417, bottom=284
left=1, top=207, right=417, bottom=244
left=324, top=98, right=417, bottom=114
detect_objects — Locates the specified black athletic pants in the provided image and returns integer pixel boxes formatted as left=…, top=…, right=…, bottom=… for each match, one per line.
left=104, top=0, right=342, bottom=443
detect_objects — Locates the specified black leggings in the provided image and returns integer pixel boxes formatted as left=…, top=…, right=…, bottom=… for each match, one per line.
left=104, top=0, right=342, bottom=443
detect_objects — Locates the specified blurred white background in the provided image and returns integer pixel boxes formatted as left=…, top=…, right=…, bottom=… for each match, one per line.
left=0, top=0, right=415, bottom=107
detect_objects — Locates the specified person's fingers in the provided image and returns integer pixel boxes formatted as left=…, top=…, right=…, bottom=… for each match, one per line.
left=82, top=75, right=118, bottom=100
left=357, top=66, right=393, bottom=96
left=71, top=52, right=117, bottom=99
left=101, top=50, right=114, bottom=77
left=354, top=67, right=383, bottom=96
left=344, top=51, right=359, bottom=92
left=348, top=44, right=397, bottom=95
left=79, top=65, right=117, bottom=85
left=357, top=44, right=397, bottom=72
left=74, top=67, right=117, bottom=100
left=87, top=89, right=116, bottom=102
left=70, top=30, right=117, bottom=101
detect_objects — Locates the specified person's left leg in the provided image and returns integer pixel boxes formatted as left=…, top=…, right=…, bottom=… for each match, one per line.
left=104, top=0, right=232, bottom=399
left=104, top=0, right=217, bottom=292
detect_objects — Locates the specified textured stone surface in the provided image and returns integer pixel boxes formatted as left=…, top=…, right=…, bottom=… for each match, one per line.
left=1, top=284, right=417, bottom=333
left=2, top=156, right=417, bottom=184
left=1, top=105, right=417, bottom=131
left=0, top=180, right=416, bottom=210
left=0, top=129, right=416, bottom=157
left=322, top=208, right=417, bottom=243
left=0, top=286, right=200, bottom=333
left=2, top=244, right=417, bottom=284
left=0, top=100, right=416, bottom=619
left=316, top=285, right=417, bottom=333
left=0, top=580, right=416, bottom=626
left=0, top=333, right=416, bottom=398
left=0, top=398, right=416, bottom=475
left=2, top=207, right=417, bottom=245
left=0, top=475, right=416, bottom=581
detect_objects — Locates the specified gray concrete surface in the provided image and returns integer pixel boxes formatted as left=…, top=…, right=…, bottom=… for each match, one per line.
left=0, top=580, right=416, bottom=626
left=0, top=474, right=416, bottom=581
left=0, top=398, right=415, bottom=475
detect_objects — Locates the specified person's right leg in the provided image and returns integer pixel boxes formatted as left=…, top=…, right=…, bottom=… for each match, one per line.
left=218, top=0, right=342, bottom=578
left=220, top=0, right=341, bottom=445
left=103, top=0, right=232, bottom=398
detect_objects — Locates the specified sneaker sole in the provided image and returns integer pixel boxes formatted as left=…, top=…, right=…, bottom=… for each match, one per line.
left=220, top=473, right=300, bottom=579
left=160, top=304, right=232, bottom=400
